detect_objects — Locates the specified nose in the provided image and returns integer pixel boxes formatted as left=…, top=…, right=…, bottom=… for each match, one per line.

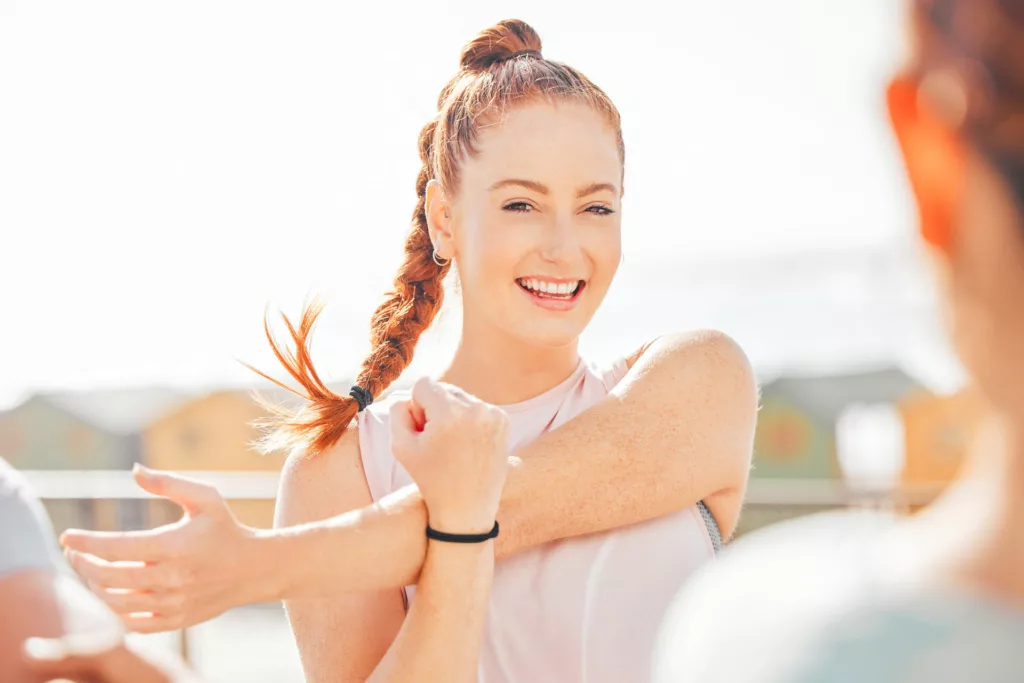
left=538, top=212, right=582, bottom=264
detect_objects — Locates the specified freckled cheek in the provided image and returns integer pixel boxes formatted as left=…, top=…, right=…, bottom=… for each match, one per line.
left=455, top=218, right=531, bottom=294
left=581, top=225, right=622, bottom=286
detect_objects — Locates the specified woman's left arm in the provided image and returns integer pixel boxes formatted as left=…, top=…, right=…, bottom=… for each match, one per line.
left=497, top=329, right=756, bottom=555
left=62, top=330, right=757, bottom=621
left=276, top=329, right=757, bottom=598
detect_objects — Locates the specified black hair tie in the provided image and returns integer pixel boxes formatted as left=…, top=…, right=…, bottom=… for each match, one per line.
left=349, top=385, right=374, bottom=412
left=426, top=521, right=499, bottom=544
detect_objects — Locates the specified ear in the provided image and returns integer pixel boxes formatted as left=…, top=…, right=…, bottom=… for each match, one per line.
left=886, top=76, right=967, bottom=254
left=425, top=179, right=454, bottom=261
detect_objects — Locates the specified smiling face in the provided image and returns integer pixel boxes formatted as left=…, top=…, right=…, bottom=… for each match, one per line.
left=429, top=100, right=623, bottom=350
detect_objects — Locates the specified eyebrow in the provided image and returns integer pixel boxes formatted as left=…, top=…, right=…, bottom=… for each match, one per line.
left=488, top=179, right=619, bottom=198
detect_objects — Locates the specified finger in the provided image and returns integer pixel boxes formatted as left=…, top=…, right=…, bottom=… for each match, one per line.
left=133, top=464, right=222, bottom=515
left=121, top=612, right=182, bottom=635
left=409, top=376, right=453, bottom=418
left=66, top=550, right=170, bottom=591
left=25, top=627, right=122, bottom=660
left=24, top=639, right=105, bottom=679
left=409, top=399, right=426, bottom=432
left=22, top=628, right=123, bottom=679
left=93, top=587, right=181, bottom=617
left=434, top=381, right=479, bottom=405
left=388, top=400, right=420, bottom=447
left=61, top=525, right=178, bottom=562
left=25, top=638, right=177, bottom=683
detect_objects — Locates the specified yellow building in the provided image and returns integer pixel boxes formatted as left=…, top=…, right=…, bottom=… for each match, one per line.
left=898, top=389, right=983, bottom=493
left=142, top=390, right=291, bottom=529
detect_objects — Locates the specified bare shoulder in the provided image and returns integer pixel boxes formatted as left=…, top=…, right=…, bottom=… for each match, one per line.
left=624, top=330, right=758, bottom=403
left=275, top=423, right=372, bottom=527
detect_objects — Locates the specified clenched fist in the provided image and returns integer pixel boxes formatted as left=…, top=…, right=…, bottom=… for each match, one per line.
left=390, top=377, right=510, bottom=535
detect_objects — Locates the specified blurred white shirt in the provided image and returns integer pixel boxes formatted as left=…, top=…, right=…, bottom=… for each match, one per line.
left=652, top=510, right=1024, bottom=683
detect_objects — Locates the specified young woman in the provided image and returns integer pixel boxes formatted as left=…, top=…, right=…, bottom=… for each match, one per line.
left=655, top=1, right=1024, bottom=681
left=60, top=19, right=758, bottom=682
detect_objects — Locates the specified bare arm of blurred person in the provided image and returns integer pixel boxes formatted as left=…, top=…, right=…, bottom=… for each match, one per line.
left=0, top=457, right=198, bottom=683
left=0, top=457, right=91, bottom=682
left=60, top=332, right=757, bottom=630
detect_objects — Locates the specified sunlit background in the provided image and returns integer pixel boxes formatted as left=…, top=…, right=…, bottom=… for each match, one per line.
left=0, top=1, right=981, bottom=680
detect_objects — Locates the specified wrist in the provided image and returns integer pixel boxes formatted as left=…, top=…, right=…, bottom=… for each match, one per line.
left=427, top=509, right=498, bottom=537
left=244, top=527, right=289, bottom=603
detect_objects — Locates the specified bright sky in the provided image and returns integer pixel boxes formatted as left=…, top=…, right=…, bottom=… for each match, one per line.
left=2, top=0, right=961, bottom=407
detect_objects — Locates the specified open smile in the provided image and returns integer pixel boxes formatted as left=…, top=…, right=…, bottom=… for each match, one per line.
left=515, top=277, right=587, bottom=311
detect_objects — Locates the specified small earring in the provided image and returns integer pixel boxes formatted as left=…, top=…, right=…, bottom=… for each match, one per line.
left=443, top=208, right=449, bottom=219
left=432, top=250, right=450, bottom=267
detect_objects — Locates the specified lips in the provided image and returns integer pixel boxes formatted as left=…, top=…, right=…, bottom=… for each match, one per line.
left=515, top=277, right=587, bottom=310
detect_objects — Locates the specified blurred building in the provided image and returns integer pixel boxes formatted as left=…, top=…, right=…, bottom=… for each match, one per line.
left=740, top=366, right=926, bottom=535
left=0, top=388, right=188, bottom=533
left=754, top=366, right=924, bottom=479
left=143, top=389, right=292, bottom=529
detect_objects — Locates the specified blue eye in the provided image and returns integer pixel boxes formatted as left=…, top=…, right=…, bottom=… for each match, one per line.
left=586, top=205, right=615, bottom=216
left=503, top=202, right=533, bottom=213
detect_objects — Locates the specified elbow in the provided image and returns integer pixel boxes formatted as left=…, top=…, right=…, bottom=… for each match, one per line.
left=700, top=330, right=758, bottom=493
left=658, top=329, right=759, bottom=494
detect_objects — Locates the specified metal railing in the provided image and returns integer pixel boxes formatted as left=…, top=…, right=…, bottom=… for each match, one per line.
left=23, top=469, right=944, bottom=506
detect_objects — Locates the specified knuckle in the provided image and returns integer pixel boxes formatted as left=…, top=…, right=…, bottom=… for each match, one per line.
left=489, top=406, right=509, bottom=426
left=467, top=402, right=489, bottom=421
left=411, top=377, right=434, bottom=402
left=67, top=550, right=86, bottom=574
left=166, top=590, right=186, bottom=612
left=162, top=566, right=184, bottom=590
left=87, top=563, right=110, bottom=585
left=388, top=400, right=407, bottom=420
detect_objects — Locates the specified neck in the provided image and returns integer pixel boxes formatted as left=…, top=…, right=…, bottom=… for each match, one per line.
left=967, top=410, right=1024, bottom=536
left=440, top=319, right=581, bottom=407
left=915, top=404, right=1024, bottom=602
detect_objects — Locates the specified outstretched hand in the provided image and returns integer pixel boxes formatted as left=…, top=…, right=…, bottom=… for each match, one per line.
left=60, top=465, right=269, bottom=633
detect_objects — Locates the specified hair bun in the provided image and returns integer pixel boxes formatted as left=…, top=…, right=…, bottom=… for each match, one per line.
left=459, top=19, right=544, bottom=72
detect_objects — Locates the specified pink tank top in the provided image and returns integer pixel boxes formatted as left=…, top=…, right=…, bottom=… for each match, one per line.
left=357, top=357, right=717, bottom=683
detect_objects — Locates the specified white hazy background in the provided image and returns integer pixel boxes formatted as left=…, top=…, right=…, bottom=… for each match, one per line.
left=0, top=2, right=967, bottom=681
left=0, top=0, right=963, bottom=404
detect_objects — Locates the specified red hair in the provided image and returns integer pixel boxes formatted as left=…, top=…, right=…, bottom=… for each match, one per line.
left=247, top=19, right=625, bottom=456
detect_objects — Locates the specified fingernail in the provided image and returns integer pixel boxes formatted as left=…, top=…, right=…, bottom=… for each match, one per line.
left=23, top=637, right=65, bottom=661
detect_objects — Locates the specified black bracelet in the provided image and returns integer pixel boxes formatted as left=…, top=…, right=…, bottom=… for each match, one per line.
left=425, top=521, right=499, bottom=544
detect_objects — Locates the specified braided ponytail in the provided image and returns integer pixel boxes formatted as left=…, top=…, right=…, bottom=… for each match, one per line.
left=248, top=118, right=449, bottom=457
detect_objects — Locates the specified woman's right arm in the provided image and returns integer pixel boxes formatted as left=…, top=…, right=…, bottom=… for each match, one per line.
left=280, top=387, right=506, bottom=683
left=275, top=427, right=406, bottom=681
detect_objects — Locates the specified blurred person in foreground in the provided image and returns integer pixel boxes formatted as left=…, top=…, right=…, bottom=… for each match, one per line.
left=654, top=1, right=1024, bottom=681
left=0, top=455, right=198, bottom=682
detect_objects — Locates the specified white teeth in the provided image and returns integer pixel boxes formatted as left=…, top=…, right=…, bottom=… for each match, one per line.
left=519, top=279, right=581, bottom=296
